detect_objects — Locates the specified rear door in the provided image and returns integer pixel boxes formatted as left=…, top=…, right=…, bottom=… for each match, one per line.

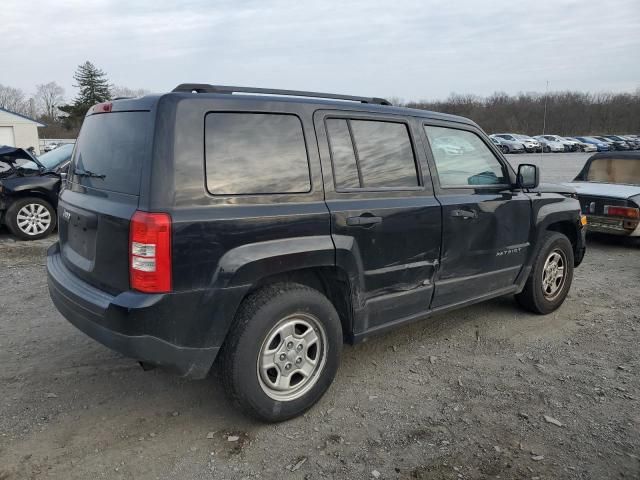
left=58, top=108, right=154, bottom=294
left=422, top=122, right=532, bottom=309
left=315, top=111, right=441, bottom=334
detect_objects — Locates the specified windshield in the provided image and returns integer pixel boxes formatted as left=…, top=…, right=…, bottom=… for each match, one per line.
left=514, top=135, right=531, bottom=140
left=583, top=158, right=640, bottom=185
left=26, top=144, right=74, bottom=170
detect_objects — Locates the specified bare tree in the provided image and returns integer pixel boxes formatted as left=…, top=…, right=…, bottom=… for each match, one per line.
left=406, top=90, right=640, bottom=135
left=0, top=84, right=29, bottom=115
left=111, top=85, right=150, bottom=99
left=35, top=82, right=65, bottom=119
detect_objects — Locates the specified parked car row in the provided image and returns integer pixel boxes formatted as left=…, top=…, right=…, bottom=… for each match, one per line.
left=490, top=133, right=640, bottom=154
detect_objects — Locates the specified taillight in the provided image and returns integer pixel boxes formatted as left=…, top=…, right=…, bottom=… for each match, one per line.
left=604, top=205, right=640, bottom=219
left=129, top=211, right=172, bottom=293
left=92, top=102, right=112, bottom=113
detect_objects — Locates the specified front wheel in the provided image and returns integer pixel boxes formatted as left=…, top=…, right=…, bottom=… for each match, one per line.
left=5, top=197, right=56, bottom=240
left=516, top=232, right=574, bottom=314
left=220, top=283, right=343, bottom=422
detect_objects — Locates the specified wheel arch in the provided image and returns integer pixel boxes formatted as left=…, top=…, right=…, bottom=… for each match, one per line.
left=246, top=266, right=356, bottom=342
left=529, top=198, right=583, bottom=270
left=3, top=189, right=57, bottom=213
left=210, top=236, right=360, bottom=345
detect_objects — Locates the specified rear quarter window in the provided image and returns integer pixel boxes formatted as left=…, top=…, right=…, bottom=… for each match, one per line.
left=205, top=113, right=311, bottom=195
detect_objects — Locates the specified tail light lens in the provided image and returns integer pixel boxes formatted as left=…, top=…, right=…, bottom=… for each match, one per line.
left=91, top=102, right=113, bottom=113
left=604, top=205, right=640, bottom=219
left=129, top=211, right=172, bottom=293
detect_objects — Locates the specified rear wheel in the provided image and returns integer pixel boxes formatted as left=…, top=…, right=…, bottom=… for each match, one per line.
left=501, top=145, right=509, bottom=154
left=6, top=197, right=56, bottom=240
left=516, top=232, right=574, bottom=314
left=220, top=283, right=343, bottom=422
left=543, top=145, right=551, bottom=153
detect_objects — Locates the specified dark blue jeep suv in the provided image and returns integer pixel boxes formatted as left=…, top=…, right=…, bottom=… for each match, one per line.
left=47, top=84, right=587, bottom=421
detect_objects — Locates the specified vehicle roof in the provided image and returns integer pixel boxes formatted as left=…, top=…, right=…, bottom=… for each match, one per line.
left=104, top=92, right=477, bottom=127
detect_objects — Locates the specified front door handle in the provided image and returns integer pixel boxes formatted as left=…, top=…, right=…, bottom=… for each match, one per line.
left=451, top=209, right=477, bottom=219
left=346, top=215, right=383, bottom=226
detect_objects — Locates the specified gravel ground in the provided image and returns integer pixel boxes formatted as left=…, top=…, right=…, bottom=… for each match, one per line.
left=1, top=153, right=639, bottom=480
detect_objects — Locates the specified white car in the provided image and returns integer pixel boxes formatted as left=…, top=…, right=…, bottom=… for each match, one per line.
left=494, top=133, right=541, bottom=153
left=534, top=136, right=566, bottom=153
left=538, top=135, right=580, bottom=152
left=43, top=142, right=59, bottom=152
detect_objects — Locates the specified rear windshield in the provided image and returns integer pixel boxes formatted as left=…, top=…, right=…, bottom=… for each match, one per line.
left=71, top=112, right=152, bottom=195
left=584, top=158, right=640, bottom=185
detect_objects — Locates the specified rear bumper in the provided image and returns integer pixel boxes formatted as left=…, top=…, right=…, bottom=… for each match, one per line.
left=585, top=215, right=640, bottom=237
left=47, top=243, right=248, bottom=378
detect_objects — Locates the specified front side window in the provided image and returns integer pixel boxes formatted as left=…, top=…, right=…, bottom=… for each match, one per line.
left=205, top=113, right=311, bottom=195
left=326, top=118, right=419, bottom=189
left=425, top=126, right=507, bottom=187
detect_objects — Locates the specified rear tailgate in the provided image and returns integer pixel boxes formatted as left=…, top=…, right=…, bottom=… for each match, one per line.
left=58, top=109, right=153, bottom=294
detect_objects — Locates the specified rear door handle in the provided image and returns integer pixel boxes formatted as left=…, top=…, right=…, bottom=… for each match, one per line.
left=346, top=215, right=383, bottom=226
left=451, top=209, right=477, bottom=219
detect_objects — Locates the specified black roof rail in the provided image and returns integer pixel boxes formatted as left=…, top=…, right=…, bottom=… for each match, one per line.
left=171, top=83, right=391, bottom=106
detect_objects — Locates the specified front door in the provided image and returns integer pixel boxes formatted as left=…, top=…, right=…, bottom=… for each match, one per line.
left=423, top=123, right=532, bottom=309
left=314, top=111, right=442, bottom=334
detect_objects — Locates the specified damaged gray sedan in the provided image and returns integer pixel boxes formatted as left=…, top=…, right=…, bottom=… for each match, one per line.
left=565, top=152, right=640, bottom=237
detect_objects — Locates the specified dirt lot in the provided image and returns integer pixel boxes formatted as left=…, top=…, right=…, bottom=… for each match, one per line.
left=1, top=153, right=639, bottom=479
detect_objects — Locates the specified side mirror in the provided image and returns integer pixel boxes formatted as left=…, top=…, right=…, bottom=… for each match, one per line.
left=517, top=163, right=539, bottom=189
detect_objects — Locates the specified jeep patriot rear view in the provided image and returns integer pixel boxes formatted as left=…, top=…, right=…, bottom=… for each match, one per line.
left=47, top=84, right=587, bottom=422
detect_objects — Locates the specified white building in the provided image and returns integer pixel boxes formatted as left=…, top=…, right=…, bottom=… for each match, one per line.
left=0, top=108, right=45, bottom=154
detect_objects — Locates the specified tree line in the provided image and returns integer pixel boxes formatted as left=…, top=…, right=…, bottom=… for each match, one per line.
left=404, top=90, right=640, bottom=135
left=1, top=61, right=639, bottom=139
left=0, top=61, right=148, bottom=138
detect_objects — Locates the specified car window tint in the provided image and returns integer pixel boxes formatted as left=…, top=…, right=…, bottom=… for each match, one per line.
left=349, top=120, right=418, bottom=188
left=205, top=113, right=311, bottom=195
left=425, top=126, right=507, bottom=187
left=326, top=119, right=360, bottom=189
left=72, top=112, right=152, bottom=195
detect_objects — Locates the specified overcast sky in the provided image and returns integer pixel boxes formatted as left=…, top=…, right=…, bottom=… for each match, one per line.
left=4, top=0, right=640, bottom=102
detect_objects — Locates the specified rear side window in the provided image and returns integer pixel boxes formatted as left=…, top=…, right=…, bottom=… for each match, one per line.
left=424, top=126, right=507, bottom=187
left=72, top=112, right=152, bottom=195
left=205, top=113, right=311, bottom=195
left=326, top=118, right=419, bottom=189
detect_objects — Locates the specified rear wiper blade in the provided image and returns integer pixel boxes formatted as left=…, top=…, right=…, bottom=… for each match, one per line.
left=74, top=168, right=106, bottom=179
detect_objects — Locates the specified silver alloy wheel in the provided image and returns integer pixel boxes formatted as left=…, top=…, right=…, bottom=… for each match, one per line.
left=16, top=203, right=51, bottom=236
left=541, top=249, right=567, bottom=300
left=257, top=312, right=327, bottom=401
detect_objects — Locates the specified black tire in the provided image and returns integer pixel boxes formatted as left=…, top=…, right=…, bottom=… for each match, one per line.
left=5, top=197, right=56, bottom=240
left=543, top=145, right=551, bottom=153
left=516, top=232, right=574, bottom=314
left=219, top=282, right=343, bottom=422
left=501, top=145, right=509, bottom=154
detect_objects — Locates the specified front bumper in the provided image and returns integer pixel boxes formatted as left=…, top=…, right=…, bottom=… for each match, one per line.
left=47, top=243, right=249, bottom=378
